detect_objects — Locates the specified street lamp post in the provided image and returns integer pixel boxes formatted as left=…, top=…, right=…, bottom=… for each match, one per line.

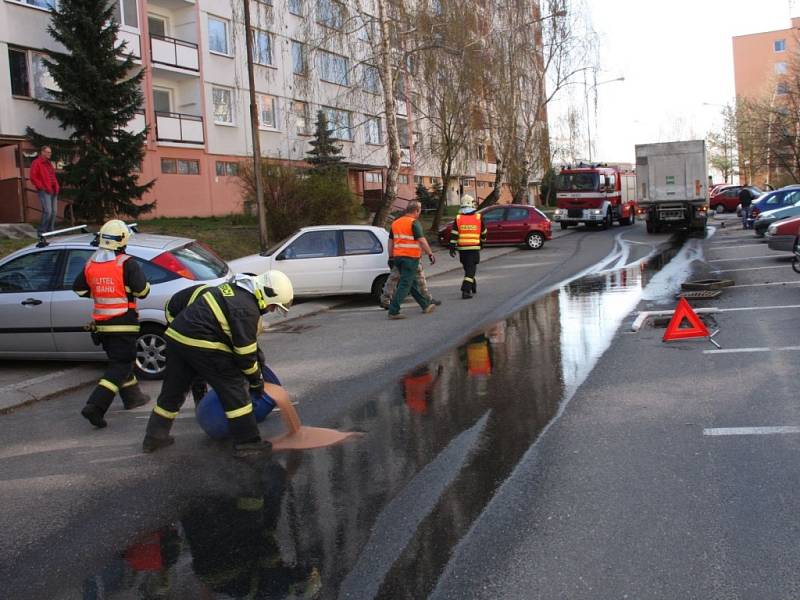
left=584, top=74, right=624, bottom=162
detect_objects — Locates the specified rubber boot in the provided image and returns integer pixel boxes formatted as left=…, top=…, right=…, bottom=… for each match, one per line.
left=229, top=413, right=271, bottom=459
left=462, top=291, right=473, bottom=299
left=120, top=384, right=150, bottom=410
left=142, top=411, right=175, bottom=453
left=81, top=384, right=115, bottom=428
left=81, top=404, right=107, bottom=429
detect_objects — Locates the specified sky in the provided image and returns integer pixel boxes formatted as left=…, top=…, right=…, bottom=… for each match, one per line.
left=550, top=0, right=798, bottom=164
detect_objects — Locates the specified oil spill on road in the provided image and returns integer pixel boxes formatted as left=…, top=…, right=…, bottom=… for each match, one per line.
left=73, top=239, right=696, bottom=600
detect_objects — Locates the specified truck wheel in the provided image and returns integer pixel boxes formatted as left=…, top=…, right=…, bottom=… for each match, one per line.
left=525, top=231, right=545, bottom=250
left=620, top=210, right=632, bottom=226
left=560, top=222, right=569, bottom=230
left=646, top=220, right=654, bottom=234
left=600, top=210, right=612, bottom=230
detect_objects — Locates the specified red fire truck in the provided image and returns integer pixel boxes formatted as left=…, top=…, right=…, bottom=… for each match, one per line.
left=552, top=164, right=637, bottom=230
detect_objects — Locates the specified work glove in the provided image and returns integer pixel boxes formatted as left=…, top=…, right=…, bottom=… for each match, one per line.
left=428, top=253, right=436, bottom=265
left=388, top=258, right=395, bottom=270
left=449, top=248, right=457, bottom=258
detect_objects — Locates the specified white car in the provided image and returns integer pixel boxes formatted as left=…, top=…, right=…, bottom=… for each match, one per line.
left=228, top=225, right=390, bottom=299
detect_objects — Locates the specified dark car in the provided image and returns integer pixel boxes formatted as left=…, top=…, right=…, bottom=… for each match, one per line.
left=753, top=199, right=800, bottom=237
left=710, top=185, right=761, bottom=213
left=438, top=204, right=552, bottom=250
left=747, top=186, right=800, bottom=225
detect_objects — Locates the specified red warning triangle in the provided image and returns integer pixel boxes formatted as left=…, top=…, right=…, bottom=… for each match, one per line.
left=663, top=297, right=710, bottom=342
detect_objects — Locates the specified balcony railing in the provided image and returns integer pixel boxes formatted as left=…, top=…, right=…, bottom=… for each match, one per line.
left=155, top=111, right=204, bottom=144
left=115, top=30, right=141, bottom=59
left=150, top=34, right=199, bottom=72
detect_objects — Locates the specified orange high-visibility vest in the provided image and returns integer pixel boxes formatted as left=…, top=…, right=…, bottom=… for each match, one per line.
left=84, top=255, right=136, bottom=321
left=467, top=340, right=491, bottom=377
left=391, top=215, right=422, bottom=258
left=404, top=372, right=433, bottom=414
left=456, top=213, right=482, bottom=250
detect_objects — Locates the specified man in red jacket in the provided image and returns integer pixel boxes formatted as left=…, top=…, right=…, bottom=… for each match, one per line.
left=29, top=146, right=59, bottom=235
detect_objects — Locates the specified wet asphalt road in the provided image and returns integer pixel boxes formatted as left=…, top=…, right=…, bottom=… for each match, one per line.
left=1, top=221, right=696, bottom=599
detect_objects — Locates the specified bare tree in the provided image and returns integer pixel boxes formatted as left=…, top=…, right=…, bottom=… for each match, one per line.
left=706, top=103, right=737, bottom=184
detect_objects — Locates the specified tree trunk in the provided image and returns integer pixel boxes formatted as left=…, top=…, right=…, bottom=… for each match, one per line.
left=371, top=0, right=401, bottom=228
left=430, top=164, right=452, bottom=233
left=478, top=160, right=503, bottom=208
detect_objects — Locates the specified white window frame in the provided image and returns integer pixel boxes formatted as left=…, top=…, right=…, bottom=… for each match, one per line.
left=152, top=86, right=173, bottom=113
left=208, top=15, right=230, bottom=56
left=291, top=100, right=310, bottom=135
left=775, top=61, right=788, bottom=75
left=323, top=106, right=352, bottom=140
left=252, top=29, right=273, bottom=66
left=316, top=0, right=345, bottom=29
left=291, top=40, right=307, bottom=75
left=356, top=13, right=375, bottom=41
left=257, top=94, right=278, bottom=129
left=362, top=64, right=380, bottom=94
left=288, top=0, right=303, bottom=16
left=365, top=116, right=382, bottom=145
left=398, top=174, right=409, bottom=184
left=6, top=0, right=58, bottom=11
left=147, top=14, right=169, bottom=37
left=9, top=48, right=59, bottom=101
left=774, top=39, right=786, bottom=53
left=318, top=50, right=349, bottom=86
left=212, top=86, right=235, bottom=125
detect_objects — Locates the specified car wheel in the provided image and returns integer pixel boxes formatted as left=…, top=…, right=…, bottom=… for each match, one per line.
left=715, top=204, right=725, bottom=214
left=136, top=324, right=168, bottom=380
left=371, top=274, right=389, bottom=303
left=525, top=231, right=545, bottom=250
left=560, top=222, right=569, bottom=230
left=793, top=258, right=800, bottom=274
left=600, top=210, right=612, bottom=230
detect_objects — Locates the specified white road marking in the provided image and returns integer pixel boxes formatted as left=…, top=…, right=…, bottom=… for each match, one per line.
left=0, top=368, right=82, bottom=394
left=708, top=255, right=782, bottom=263
left=709, top=244, right=766, bottom=250
left=733, top=281, right=800, bottom=288
left=717, top=303, right=800, bottom=312
left=713, top=265, right=788, bottom=273
left=487, top=261, right=557, bottom=270
left=704, top=346, right=800, bottom=354
left=704, top=426, right=800, bottom=436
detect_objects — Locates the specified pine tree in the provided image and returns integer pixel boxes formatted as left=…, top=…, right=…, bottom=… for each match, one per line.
left=27, top=0, right=154, bottom=223
left=306, top=110, right=345, bottom=173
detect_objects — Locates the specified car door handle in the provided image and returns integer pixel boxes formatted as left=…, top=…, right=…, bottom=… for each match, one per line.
left=21, top=298, right=43, bottom=306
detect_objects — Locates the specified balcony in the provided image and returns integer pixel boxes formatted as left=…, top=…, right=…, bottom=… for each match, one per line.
left=400, top=148, right=412, bottom=165
left=115, top=29, right=141, bottom=59
left=155, top=111, right=204, bottom=144
left=150, top=34, right=199, bottom=73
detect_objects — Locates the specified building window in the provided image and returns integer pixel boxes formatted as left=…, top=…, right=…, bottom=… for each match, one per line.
left=161, top=158, right=200, bottom=174
left=774, top=39, right=786, bottom=52
left=8, top=48, right=58, bottom=100
left=291, top=40, right=307, bottom=75
left=257, top=95, right=277, bottom=129
left=253, top=30, right=273, bottom=66
left=365, top=172, right=383, bottom=183
left=8, top=0, right=58, bottom=10
left=365, top=116, right=382, bottom=145
left=323, top=106, right=351, bottom=140
left=398, top=174, right=409, bottom=184
left=112, top=0, right=138, bottom=27
left=777, top=81, right=789, bottom=95
left=212, top=87, right=234, bottom=124
left=291, top=100, right=310, bottom=134
left=318, top=50, right=349, bottom=86
left=317, top=0, right=345, bottom=29
left=775, top=62, right=788, bottom=75
left=414, top=175, right=423, bottom=184
left=356, top=13, right=374, bottom=41
left=397, top=117, right=409, bottom=148
left=362, top=65, right=380, bottom=94
left=215, top=161, right=239, bottom=176
left=288, top=0, right=303, bottom=15
left=208, top=16, right=229, bottom=55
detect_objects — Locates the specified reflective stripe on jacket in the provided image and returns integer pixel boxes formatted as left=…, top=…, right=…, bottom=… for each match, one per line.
left=454, top=213, right=483, bottom=250
left=85, top=255, right=136, bottom=321
left=391, top=215, right=422, bottom=258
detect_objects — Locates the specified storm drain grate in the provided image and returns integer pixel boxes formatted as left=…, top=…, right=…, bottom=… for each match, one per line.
left=677, top=290, right=722, bottom=300
left=267, top=323, right=319, bottom=334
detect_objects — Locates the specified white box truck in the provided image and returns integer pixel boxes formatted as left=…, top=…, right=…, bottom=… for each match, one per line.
left=635, top=140, right=709, bottom=234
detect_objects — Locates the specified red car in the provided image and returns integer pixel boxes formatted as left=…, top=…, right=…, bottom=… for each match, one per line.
left=709, top=185, right=761, bottom=213
left=438, top=204, right=552, bottom=250
left=765, top=214, right=800, bottom=251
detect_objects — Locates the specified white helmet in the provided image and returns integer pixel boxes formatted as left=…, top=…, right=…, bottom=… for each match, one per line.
left=98, top=219, right=131, bottom=250
left=460, top=194, right=477, bottom=211
left=254, top=270, right=293, bottom=314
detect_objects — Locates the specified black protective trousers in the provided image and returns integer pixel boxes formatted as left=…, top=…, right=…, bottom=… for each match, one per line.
left=458, top=250, right=480, bottom=294
left=85, top=333, right=140, bottom=414
left=145, top=339, right=261, bottom=444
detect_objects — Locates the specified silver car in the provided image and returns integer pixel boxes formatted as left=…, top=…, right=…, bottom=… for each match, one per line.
left=0, top=229, right=231, bottom=378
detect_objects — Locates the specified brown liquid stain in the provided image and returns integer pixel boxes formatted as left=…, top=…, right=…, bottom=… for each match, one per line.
left=266, top=384, right=362, bottom=451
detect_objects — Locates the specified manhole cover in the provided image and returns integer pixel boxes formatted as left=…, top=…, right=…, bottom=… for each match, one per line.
left=681, top=279, right=734, bottom=291
left=678, top=290, right=722, bottom=299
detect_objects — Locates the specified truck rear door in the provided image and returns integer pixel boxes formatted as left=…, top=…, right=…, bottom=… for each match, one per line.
left=653, top=155, right=686, bottom=201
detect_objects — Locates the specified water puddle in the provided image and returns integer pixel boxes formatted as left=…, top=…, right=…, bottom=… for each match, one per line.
left=67, top=237, right=699, bottom=600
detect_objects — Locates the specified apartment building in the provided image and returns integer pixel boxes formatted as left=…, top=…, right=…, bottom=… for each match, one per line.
left=0, top=0, right=517, bottom=224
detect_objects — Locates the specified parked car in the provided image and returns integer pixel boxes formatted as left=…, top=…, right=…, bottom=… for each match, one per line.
left=745, top=186, right=800, bottom=225
left=766, top=215, right=800, bottom=251
left=438, top=204, right=552, bottom=250
left=229, top=225, right=391, bottom=300
left=0, top=227, right=232, bottom=378
left=753, top=199, right=800, bottom=237
left=710, top=185, right=761, bottom=213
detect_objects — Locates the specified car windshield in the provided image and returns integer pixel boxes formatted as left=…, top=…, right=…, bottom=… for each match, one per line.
left=171, top=242, right=228, bottom=280
left=557, top=173, right=599, bottom=192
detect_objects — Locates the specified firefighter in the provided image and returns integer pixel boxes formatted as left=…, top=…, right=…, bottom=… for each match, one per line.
left=73, top=219, right=151, bottom=428
left=141, top=270, right=293, bottom=458
left=449, top=195, right=487, bottom=299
